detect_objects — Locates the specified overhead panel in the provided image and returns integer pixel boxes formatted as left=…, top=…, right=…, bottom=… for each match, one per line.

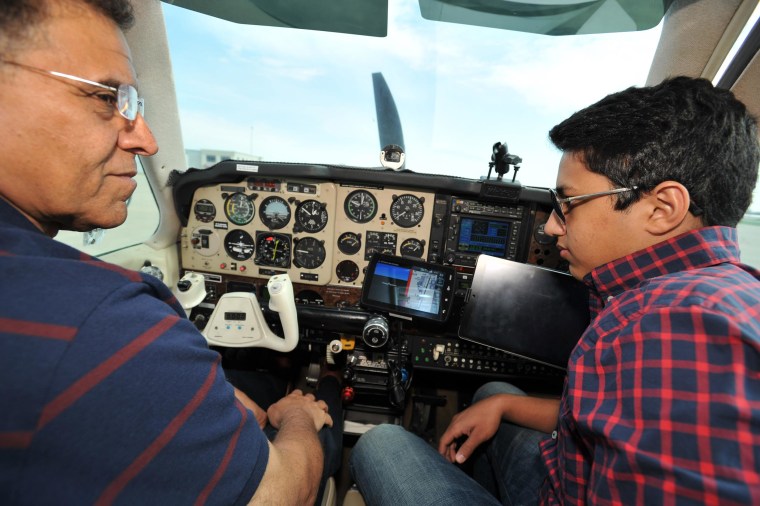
left=417, top=0, right=674, bottom=35
left=162, top=0, right=389, bottom=37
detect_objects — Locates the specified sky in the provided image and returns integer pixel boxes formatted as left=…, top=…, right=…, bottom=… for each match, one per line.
left=161, top=0, right=760, bottom=212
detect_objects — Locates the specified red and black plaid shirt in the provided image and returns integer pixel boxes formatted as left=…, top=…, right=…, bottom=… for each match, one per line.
left=540, top=226, right=760, bottom=505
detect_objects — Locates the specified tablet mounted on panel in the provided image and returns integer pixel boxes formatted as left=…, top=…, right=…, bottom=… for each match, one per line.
left=360, top=254, right=456, bottom=323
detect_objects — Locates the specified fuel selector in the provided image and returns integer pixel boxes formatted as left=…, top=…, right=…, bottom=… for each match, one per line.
left=362, top=315, right=390, bottom=348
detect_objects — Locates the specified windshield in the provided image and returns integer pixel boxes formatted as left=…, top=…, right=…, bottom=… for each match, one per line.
left=53, top=0, right=760, bottom=262
left=162, top=1, right=663, bottom=191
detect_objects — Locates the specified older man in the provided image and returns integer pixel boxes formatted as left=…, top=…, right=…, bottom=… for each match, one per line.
left=0, top=1, right=335, bottom=503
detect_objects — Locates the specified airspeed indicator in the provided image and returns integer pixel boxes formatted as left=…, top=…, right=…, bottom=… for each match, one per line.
left=224, top=192, right=254, bottom=225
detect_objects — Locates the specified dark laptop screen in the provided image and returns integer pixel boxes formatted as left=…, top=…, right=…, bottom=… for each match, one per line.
left=458, top=255, right=590, bottom=369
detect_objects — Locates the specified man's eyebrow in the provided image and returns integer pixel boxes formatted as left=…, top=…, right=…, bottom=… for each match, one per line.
left=99, top=78, right=122, bottom=89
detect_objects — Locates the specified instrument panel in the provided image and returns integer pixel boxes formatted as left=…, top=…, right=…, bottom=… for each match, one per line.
left=174, top=162, right=565, bottom=311
left=173, top=162, right=568, bottom=389
left=180, top=177, right=436, bottom=288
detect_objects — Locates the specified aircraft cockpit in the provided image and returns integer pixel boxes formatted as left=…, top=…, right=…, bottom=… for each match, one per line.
left=41, top=0, right=760, bottom=504
left=170, top=157, right=573, bottom=424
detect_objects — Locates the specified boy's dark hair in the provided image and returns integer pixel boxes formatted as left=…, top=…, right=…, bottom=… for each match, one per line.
left=549, top=76, right=760, bottom=227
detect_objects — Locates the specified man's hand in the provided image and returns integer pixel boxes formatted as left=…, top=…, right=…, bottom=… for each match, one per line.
left=232, top=387, right=268, bottom=429
left=438, top=395, right=505, bottom=464
left=267, top=389, right=333, bottom=431
left=250, top=389, right=332, bottom=504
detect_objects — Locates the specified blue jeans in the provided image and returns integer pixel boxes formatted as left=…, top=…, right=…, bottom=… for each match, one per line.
left=349, top=382, right=547, bottom=506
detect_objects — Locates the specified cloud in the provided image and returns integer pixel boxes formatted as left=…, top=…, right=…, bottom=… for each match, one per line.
left=426, top=23, right=662, bottom=115
left=164, top=3, right=759, bottom=211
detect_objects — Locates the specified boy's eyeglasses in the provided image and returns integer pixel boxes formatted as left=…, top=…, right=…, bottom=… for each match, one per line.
left=549, top=186, right=638, bottom=224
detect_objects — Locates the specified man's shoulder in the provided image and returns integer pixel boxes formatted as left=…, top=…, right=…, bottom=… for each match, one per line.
left=1, top=225, right=180, bottom=329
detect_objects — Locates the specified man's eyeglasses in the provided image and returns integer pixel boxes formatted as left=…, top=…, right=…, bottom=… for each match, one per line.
left=2, top=60, right=144, bottom=121
left=549, top=186, right=638, bottom=224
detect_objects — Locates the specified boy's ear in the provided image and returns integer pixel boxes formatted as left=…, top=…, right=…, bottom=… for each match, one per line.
left=641, top=181, right=694, bottom=235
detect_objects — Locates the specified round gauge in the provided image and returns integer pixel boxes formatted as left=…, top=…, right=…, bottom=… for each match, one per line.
left=194, top=199, right=216, bottom=223
left=224, top=230, right=255, bottom=261
left=293, top=237, right=326, bottom=269
left=336, top=260, right=360, bottom=283
left=295, top=200, right=328, bottom=233
left=295, top=290, right=324, bottom=305
left=400, top=238, right=425, bottom=258
left=259, top=196, right=291, bottom=229
left=390, top=194, right=424, bottom=228
left=254, top=233, right=291, bottom=268
left=344, top=189, right=378, bottom=223
left=337, top=232, right=362, bottom=255
left=224, top=192, right=255, bottom=225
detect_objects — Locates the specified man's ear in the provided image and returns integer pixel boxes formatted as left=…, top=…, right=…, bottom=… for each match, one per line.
left=642, top=181, right=694, bottom=235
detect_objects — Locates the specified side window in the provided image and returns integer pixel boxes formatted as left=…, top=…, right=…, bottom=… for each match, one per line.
left=738, top=215, right=760, bottom=267
left=54, top=158, right=160, bottom=256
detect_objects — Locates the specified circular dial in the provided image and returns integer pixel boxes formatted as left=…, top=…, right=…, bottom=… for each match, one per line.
left=344, top=190, right=378, bottom=223
left=224, top=230, right=255, bottom=261
left=336, top=260, right=360, bottom=282
left=293, top=237, right=326, bottom=269
left=194, top=199, right=216, bottom=223
left=224, top=192, right=255, bottom=225
left=259, top=196, right=291, bottom=229
left=363, top=316, right=390, bottom=348
left=390, top=194, right=424, bottom=227
left=254, top=233, right=291, bottom=268
left=337, top=232, right=362, bottom=255
left=295, top=200, right=328, bottom=233
left=399, top=238, right=425, bottom=258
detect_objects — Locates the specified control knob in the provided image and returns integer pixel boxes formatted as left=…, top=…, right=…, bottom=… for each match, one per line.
left=362, top=315, right=390, bottom=348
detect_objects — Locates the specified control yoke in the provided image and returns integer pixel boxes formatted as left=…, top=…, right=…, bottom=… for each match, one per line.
left=202, top=274, right=299, bottom=352
left=174, top=271, right=207, bottom=310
